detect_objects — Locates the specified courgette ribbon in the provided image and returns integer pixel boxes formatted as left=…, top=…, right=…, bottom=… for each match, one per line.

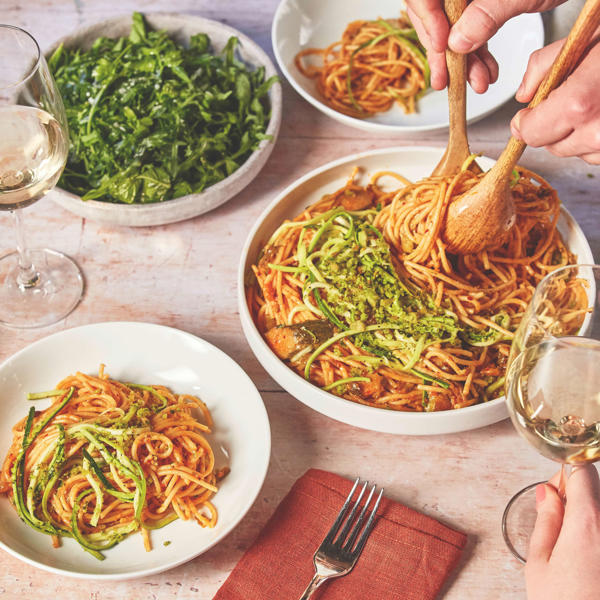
left=11, top=386, right=153, bottom=560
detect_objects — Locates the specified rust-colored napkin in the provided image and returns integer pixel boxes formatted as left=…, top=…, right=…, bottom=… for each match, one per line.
left=213, top=469, right=467, bottom=600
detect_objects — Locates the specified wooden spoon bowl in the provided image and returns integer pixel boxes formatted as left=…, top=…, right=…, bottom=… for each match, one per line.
left=443, top=0, right=600, bottom=255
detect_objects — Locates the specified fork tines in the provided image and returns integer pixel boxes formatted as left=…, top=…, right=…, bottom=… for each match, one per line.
left=324, top=478, right=383, bottom=557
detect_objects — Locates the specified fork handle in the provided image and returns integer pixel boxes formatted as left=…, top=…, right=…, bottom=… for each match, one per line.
left=299, top=573, right=328, bottom=600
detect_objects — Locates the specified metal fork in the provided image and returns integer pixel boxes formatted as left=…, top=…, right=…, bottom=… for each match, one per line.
left=298, top=478, right=384, bottom=600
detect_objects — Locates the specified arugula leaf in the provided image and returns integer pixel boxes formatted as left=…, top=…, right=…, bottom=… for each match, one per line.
left=129, top=11, right=147, bottom=44
left=49, top=12, right=278, bottom=205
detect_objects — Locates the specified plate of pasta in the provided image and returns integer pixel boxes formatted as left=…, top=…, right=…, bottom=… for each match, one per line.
left=238, top=146, right=594, bottom=435
left=272, top=0, right=544, bottom=133
left=0, top=322, right=270, bottom=579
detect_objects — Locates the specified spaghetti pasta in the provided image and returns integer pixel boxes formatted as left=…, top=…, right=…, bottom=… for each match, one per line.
left=295, top=15, right=429, bottom=117
left=247, top=162, right=587, bottom=412
left=0, top=368, right=227, bottom=559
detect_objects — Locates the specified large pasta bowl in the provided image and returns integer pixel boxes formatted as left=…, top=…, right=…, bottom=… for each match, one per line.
left=237, top=147, right=594, bottom=435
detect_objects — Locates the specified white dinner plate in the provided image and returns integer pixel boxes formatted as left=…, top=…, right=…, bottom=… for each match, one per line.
left=238, top=146, right=594, bottom=435
left=0, top=322, right=270, bottom=579
left=272, top=0, right=544, bottom=133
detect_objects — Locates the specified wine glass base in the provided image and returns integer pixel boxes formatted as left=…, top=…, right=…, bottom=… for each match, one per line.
left=0, top=249, right=84, bottom=328
left=502, top=481, right=546, bottom=564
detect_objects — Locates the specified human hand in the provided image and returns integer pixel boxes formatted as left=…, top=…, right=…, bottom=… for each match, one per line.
left=404, top=0, right=565, bottom=93
left=525, top=465, right=600, bottom=600
left=511, top=38, right=600, bottom=164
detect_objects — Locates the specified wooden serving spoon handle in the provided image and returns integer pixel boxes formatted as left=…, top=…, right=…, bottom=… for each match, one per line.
left=483, top=0, right=600, bottom=186
left=431, top=0, right=481, bottom=176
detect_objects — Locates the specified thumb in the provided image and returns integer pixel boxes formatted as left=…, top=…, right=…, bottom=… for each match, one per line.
left=527, top=483, right=564, bottom=564
left=449, top=0, right=541, bottom=53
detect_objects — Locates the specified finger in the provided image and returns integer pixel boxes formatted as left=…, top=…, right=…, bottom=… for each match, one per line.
left=510, top=103, right=574, bottom=147
left=429, top=49, right=449, bottom=90
left=406, top=0, right=449, bottom=53
left=448, top=0, right=531, bottom=53
left=564, top=464, right=600, bottom=520
left=513, top=43, right=600, bottom=148
left=527, top=483, right=564, bottom=564
left=516, top=40, right=565, bottom=103
left=476, top=43, right=499, bottom=84
left=579, top=152, right=600, bottom=164
left=544, top=123, right=600, bottom=158
left=407, top=6, right=434, bottom=50
left=407, top=6, right=448, bottom=90
left=466, top=53, right=492, bottom=94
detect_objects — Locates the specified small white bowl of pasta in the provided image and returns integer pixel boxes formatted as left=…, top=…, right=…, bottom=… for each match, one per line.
left=0, top=322, right=270, bottom=579
left=238, top=146, right=594, bottom=435
left=272, top=0, right=544, bottom=134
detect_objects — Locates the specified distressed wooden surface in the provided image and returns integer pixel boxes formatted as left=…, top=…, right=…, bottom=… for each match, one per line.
left=0, top=1, right=598, bottom=598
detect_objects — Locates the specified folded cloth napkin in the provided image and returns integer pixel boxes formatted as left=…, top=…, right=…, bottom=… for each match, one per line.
left=213, top=469, right=467, bottom=600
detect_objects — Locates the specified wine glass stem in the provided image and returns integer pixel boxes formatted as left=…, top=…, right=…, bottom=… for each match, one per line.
left=557, top=464, right=572, bottom=501
left=12, top=208, right=39, bottom=289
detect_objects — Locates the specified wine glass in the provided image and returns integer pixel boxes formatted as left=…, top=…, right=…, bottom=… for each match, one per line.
left=0, top=24, right=83, bottom=328
left=502, top=264, right=600, bottom=563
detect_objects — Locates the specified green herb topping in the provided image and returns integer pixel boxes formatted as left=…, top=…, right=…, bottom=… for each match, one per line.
left=267, top=207, right=511, bottom=387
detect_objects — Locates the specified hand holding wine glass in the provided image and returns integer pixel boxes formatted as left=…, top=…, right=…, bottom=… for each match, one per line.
left=0, top=24, right=83, bottom=328
left=503, top=264, right=600, bottom=563
left=526, top=464, right=600, bottom=600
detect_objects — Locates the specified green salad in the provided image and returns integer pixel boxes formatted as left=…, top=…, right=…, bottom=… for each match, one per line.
left=49, top=12, right=278, bottom=204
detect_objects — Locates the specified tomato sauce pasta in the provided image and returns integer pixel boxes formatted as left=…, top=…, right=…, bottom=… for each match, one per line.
left=247, top=163, right=587, bottom=412
left=0, top=367, right=227, bottom=559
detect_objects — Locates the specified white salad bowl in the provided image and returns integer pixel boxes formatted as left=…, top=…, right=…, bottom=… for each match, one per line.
left=237, top=146, right=594, bottom=435
left=46, top=14, right=282, bottom=227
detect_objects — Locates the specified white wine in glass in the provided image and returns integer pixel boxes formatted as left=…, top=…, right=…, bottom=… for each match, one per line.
left=0, top=24, right=83, bottom=328
left=0, top=105, right=68, bottom=210
left=502, top=264, right=600, bottom=563
left=508, top=336, right=600, bottom=464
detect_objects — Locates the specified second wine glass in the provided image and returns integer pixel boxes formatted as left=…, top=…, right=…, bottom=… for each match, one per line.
left=502, top=264, right=600, bottom=563
left=0, top=24, right=83, bottom=328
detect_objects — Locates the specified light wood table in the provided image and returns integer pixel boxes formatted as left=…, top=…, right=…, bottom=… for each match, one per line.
left=0, top=1, right=598, bottom=598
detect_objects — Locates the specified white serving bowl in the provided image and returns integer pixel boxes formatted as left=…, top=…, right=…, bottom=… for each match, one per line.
left=272, top=0, right=543, bottom=134
left=238, top=146, right=594, bottom=435
left=46, top=14, right=282, bottom=227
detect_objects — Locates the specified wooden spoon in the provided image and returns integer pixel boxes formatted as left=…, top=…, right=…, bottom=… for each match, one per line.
left=431, top=0, right=481, bottom=176
left=443, top=0, right=600, bottom=255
